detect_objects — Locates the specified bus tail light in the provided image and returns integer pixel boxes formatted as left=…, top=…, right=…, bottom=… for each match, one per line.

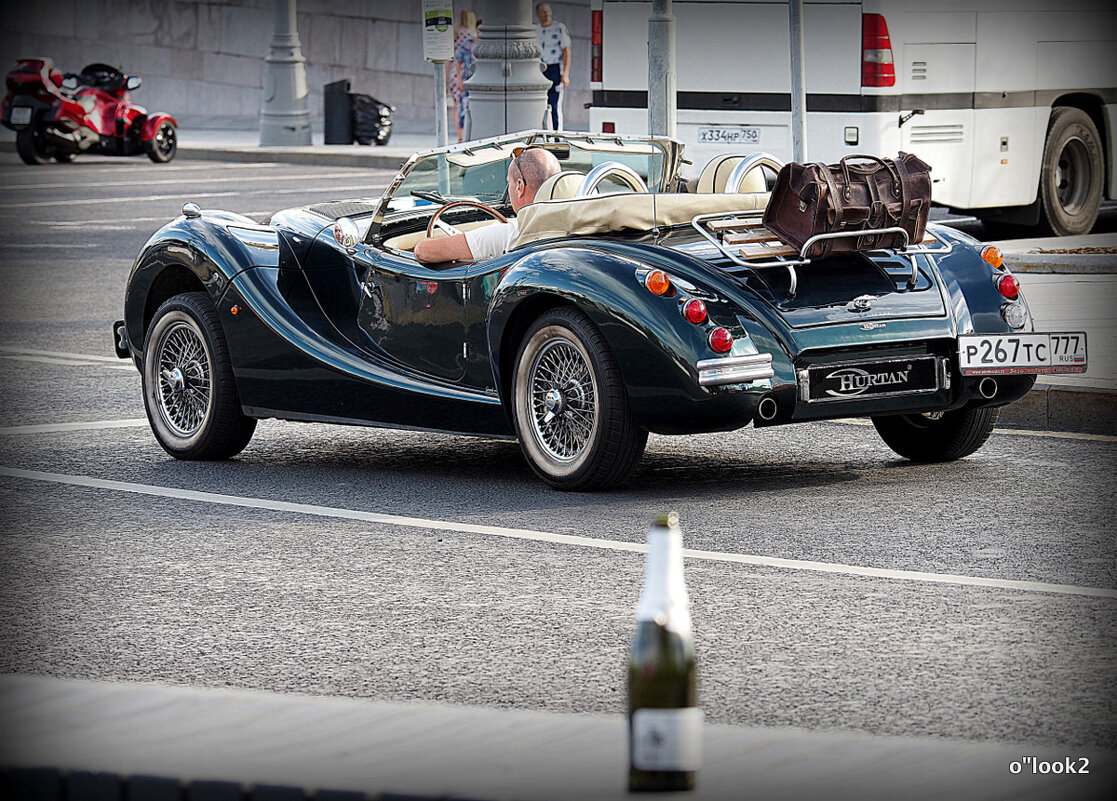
left=862, top=14, right=895, bottom=87
left=591, top=10, right=603, bottom=83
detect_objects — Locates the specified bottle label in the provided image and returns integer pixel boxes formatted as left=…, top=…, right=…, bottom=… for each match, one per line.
left=631, top=707, right=703, bottom=771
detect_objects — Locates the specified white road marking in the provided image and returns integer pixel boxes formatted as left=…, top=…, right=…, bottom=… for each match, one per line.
left=0, top=354, right=136, bottom=370
left=1, top=466, right=1113, bottom=600
left=0, top=347, right=129, bottom=363
left=4, top=171, right=385, bottom=191
left=0, top=419, right=147, bottom=435
left=0, top=184, right=387, bottom=209
left=832, top=418, right=1116, bottom=444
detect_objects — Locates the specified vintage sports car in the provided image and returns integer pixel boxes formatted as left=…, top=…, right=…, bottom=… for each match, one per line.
left=116, top=130, right=1088, bottom=490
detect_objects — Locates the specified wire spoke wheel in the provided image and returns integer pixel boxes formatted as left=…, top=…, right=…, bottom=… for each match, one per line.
left=155, top=321, right=213, bottom=438
left=142, top=292, right=255, bottom=460
left=529, top=339, right=598, bottom=462
left=513, top=308, right=646, bottom=490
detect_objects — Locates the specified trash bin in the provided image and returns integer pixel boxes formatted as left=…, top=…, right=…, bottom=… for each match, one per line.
left=323, top=78, right=353, bottom=145
left=351, top=93, right=394, bottom=146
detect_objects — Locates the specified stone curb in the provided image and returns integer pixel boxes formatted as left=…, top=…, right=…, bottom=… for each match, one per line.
left=1005, top=254, right=1117, bottom=274
left=176, top=145, right=408, bottom=170
left=998, top=384, right=1116, bottom=437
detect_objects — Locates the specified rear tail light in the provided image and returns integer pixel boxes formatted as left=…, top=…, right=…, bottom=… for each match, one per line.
left=602, top=121, right=615, bottom=134
left=995, top=274, right=1020, bottom=300
left=708, top=327, right=733, bottom=353
left=644, top=270, right=672, bottom=296
left=591, top=10, right=603, bottom=83
left=862, top=14, right=895, bottom=87
left=981, top=245, right=1004, bottom=270
left=682, top=299, right=707, bottom=324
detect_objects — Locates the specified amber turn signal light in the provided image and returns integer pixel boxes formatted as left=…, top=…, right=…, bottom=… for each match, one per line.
left=645, top=270, right=671, bottom=296
left=981, top=245, right=1004, bottom=270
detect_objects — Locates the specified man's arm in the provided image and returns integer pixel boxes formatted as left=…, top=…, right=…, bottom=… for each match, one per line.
left=414, top=232, right=474, bottom=263
left=561, top=46, right=570, bottom=86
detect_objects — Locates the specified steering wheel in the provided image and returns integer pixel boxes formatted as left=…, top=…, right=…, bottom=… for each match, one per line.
left=426, top=200, right=507, bottom=238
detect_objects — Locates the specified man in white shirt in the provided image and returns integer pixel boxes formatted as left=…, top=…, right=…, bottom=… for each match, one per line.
left=414, top=147, right=561, bottom=263
left=535, top=3, right=571, bottom=131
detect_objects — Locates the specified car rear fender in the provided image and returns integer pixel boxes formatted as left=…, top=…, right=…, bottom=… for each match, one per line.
left=486, top=246, right=746, bottom=428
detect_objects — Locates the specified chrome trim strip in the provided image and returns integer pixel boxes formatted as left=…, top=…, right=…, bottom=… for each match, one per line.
left=697, top=353, right=774, bottom=387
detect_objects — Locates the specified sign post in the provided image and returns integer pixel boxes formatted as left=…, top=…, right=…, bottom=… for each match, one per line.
left=422, top=1, right=453, bottom=150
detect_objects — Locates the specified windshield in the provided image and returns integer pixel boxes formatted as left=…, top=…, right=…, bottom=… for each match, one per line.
left=384, top=134, right=674, bottom=216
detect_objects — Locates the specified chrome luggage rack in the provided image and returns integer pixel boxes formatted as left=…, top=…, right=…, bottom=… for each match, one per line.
left=691, top=211, right=952, bottom=297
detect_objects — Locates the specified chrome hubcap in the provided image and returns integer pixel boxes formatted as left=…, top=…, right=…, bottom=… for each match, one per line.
left=530, top=340, right=596, bottom=462
left=156, top=321, right=211, bottom=438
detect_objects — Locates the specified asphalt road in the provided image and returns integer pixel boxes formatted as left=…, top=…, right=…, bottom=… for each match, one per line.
left=0, top=156, right=1114, bottom=757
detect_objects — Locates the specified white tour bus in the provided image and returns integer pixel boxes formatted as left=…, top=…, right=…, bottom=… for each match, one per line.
left=588, top=0, right=1115, bottom=235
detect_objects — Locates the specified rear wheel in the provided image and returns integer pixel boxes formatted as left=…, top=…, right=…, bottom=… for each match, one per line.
left=16, top=125, right=51, bottom=165
left=872, top=406, right=998, bottom=462
left=512, top=307, right=647, bottom=490
left=1039, top=107, right=1103, bottom=236
left=147, top=120, right=177, bottom=163
left=142, top=292, right=256, bottom=459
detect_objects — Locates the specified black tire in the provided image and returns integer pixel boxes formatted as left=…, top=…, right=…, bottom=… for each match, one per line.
left=1038, top=107, right=1103, bottom=236
left=146, top=120, right=177, bottom=163
left=142, top=292, right=256, bottom=459
left=16, top=125, right=51, bottom=165
left=872, top=406, right=998, bottom=462
left=512, top=307, right=647, bottom=490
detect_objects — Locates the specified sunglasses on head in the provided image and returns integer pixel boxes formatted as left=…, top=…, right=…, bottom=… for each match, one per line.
left=510, top=145, right=545, bottom=178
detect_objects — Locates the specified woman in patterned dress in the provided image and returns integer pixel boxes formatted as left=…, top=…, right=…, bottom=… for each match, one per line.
left=448, top=10, right=478, bottom=142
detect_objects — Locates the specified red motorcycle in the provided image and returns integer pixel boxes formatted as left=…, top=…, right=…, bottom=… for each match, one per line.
left=2, top=58, right=177, bottom=165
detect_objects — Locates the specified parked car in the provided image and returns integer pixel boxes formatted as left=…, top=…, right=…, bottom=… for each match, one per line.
left=115, top=130, right=1087, bottom=490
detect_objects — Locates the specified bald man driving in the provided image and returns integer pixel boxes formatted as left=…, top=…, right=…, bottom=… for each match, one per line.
left=414, top=147, right=561, bottom=263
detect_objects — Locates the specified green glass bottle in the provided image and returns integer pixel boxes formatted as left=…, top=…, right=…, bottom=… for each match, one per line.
left=628, top=512, right=701, bottom=792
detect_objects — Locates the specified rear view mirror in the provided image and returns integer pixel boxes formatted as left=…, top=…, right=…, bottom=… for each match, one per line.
left=126, top=76, right=141, bottom=90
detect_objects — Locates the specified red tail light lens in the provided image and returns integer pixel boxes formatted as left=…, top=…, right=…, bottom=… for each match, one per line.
left=708, top=327, right=733, bottom=353
left=862, top=14, right=895, bottom=87
left=682, top=299, right=707, bottom=324
left=591, top=10, right=603, bottom=82
left=996, top=274, right=1020, bottom=300
left=602, top=121, right=616, bottom=134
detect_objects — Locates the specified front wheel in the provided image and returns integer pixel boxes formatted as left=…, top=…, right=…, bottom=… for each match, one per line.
left=16, top=125, right=51, bottom=165
left=872, top=406, right=998, bottom=462
left=142, top=292, right=256, bottom=459
left=512, top=307, right=647, bottom=490
left=147, top=120, right=177, bottom=163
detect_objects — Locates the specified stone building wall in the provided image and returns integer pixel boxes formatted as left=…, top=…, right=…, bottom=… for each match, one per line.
left=0, top=0, right=593, bottom=134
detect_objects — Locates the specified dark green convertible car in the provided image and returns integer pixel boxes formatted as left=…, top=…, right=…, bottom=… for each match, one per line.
left=116, top=130, right=1087, bottom=490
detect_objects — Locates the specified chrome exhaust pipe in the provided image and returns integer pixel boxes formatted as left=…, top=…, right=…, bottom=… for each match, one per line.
left=978, top=377, right=998, bottom=399
left=757, top=395, right=778, bottom=421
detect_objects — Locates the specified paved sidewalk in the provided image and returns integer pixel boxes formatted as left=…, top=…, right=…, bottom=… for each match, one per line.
left=1, top=674, right=1111, bottom=801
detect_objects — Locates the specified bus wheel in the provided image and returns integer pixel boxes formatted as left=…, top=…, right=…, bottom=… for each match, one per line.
left=1039, top=107, right=1103, bottom=236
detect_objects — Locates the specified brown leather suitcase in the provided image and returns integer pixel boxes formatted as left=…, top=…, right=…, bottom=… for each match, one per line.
left=762, top=152, right=932, bottom=258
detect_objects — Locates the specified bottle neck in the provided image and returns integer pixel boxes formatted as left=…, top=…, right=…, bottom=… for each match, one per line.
left=635, top=525, right=691, bottom=634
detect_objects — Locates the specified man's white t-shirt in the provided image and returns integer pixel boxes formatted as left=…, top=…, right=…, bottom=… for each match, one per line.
left=464, top=218, right=519, bottom=260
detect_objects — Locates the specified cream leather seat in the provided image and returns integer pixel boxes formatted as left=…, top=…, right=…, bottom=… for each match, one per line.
left=534, top=170, right=586, bottom=201
left=695, top=154, right=767, bottom=194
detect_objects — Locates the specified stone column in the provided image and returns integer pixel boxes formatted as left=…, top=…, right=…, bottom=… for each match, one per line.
left=259, top=0, right=312, bottom=146
left=465, top=0, right=550, bottom=139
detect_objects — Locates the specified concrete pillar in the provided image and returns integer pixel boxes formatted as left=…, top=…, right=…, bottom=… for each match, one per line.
left=466, top=0, right=550, bottom=139
left=648, top=0, right=677, bottom=139
left=260, top=0, right=311, bottom=146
